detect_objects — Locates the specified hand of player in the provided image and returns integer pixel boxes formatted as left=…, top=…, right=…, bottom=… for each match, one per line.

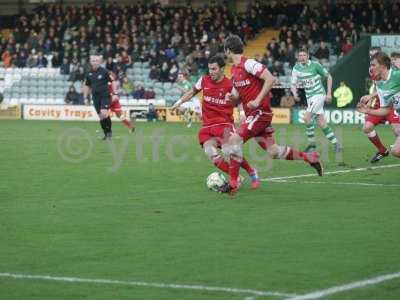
left=247, top=98, right=261, bottom=109
left=225, top=92, right=234, bottom=102
left=171, top=100, right=181, bottom=112
left=325, top=94, right=332, bottom=103
left=359, top=94, right=372, bottom=105
left=356, top=102, right=369, bottom=114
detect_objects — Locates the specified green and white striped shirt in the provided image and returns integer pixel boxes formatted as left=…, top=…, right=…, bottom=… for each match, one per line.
left=291, top=60, right=330, bottom=99
left=376, top=68, right=400, bottom=114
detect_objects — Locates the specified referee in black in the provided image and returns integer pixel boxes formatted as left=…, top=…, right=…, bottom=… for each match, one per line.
left=84, top=55, right=115, bottom=140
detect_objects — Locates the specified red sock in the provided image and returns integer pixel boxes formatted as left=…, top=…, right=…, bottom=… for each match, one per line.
left=257, top=139, right=268, bottom=150
left=368, top=134, right=387, bottom=154
left=213, top=156, right=229, bottom=174
left=285, top=147, right=307, bottom=161
left=122, top=119, right=133, bottom=129
left=240, top=157, right=254, bottom=175
left=229, top=155, right=241, bottom=188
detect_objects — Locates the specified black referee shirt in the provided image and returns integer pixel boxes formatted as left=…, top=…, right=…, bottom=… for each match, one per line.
left=84, top=67, right=112, bottom=97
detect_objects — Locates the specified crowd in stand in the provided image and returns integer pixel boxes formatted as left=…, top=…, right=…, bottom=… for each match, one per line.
left=257, top=0, right=400, bottom=72
left=0, top=1, right=262, bottom=102
left=1, top=1, right=399, bottom=107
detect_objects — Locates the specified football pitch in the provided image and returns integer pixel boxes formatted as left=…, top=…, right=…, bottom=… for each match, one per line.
left=1, top=120, right=399, bottom=300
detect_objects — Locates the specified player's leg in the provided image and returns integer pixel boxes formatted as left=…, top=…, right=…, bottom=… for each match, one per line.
left=221, top=142, right=259, bottom=190
left=116, top=110, right=135, bottom=132
left=389, top=113, right=400, bottom=157
left=226, top=132, right=244, bottom=193
left=93, top=98, right=108, bottom=138
left=100, top=97, right=112, bottom=139
left=203, top=139, right=230, bottom=173
left=266, top=142, right=323, bottom=176
left=316, top=113, right=342, bottom=153
left=303, top=111, right=317, bottom=151
left=363, top=117, right=388, bottom=163
left=100, top=109, right=112, bottom=139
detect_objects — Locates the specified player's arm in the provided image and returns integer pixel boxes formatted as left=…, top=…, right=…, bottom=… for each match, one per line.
left=357, top=105, right=390, bottom=116
left=225, top=86, right=241, bottom=106
left=83, top=77, right=91, bottom=104
left=237, top=103, right=246, bottom=124
left=172, top=77, right=202, bottom=110
left=359, top=92, right=378, bottom=106
left=317, top=62, right=332, bottom=102
left=325, top=74, right=333, bottom=102
left=290, top=69, right=301, bottom=101
left=171, top=88, right=199, bottom=110
left=248, top=68, right=277, bottom=109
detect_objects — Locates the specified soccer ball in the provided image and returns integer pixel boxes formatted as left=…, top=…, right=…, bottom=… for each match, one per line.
left=206, top=172, right=228, bottom=192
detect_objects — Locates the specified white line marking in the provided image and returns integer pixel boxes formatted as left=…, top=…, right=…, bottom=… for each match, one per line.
left=287, top=271, right=400, bottom=300
left=262, top=163, right=400, bottom=181
left=0, top=272, right=296, bottom=298
left=269, top=179, right=400, bottom=188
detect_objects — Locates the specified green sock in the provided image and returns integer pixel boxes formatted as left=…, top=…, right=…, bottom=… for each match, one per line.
left=322, top=126, right=337, bottom=144
left=305, top=124, right=316, bottom=145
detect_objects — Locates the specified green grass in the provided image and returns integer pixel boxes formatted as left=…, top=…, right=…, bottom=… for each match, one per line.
left=1, top=120, right=400, bottom=300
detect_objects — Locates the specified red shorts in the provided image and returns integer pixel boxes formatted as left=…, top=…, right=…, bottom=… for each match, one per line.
left=110, top=99, right=122, bottom=112
left=365, top=108, right=400, bottom=125
left=198, top=123, right=235, bottom=146
left=238, top=111, right=275, bottom=145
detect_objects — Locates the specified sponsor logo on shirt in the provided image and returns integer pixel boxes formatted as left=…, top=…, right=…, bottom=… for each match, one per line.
left=204, top=95, right=228, bottom=105
left=234, top=79, right=251, bottom=87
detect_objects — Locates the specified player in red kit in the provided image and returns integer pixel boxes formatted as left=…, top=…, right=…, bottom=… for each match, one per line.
left=172, top=55, right=260, bottom=190
left=108, top=71, right=135, bottom=132
left=224, top=35, right=322, bottom=191
left=362, top=47, right=400, bottom=163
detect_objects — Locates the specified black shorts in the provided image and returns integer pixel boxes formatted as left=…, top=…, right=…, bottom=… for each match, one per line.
left=93, top=94, right=111, bottom=114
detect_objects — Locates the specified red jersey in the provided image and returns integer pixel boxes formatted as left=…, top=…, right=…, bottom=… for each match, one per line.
left=194, top=75, right=235, bottom=127
left=368, top=66, right=380, bottom=109
left=108, top=71, right=120, bottom=97
left=231, top=56, right=272, bottom=118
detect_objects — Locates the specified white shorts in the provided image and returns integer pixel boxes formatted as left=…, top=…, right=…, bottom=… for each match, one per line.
left=306, top=94, right=326, bottom=115
left=181, top=97, right=202, bottom=114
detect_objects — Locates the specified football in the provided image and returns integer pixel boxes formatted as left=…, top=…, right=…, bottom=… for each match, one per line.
left=206, top=172, right=228, bottom=192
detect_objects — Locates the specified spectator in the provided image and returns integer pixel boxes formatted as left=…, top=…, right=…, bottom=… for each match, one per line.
left=26, top=52, right=37, bottom=68
left=121, top=76, right=134, bottom=96
left=341, top=37, right=353, bottom=55
left=280, top=89, right=297, bottom=108
left=2, top=49, right=13, bottom=68
left=105, top=56, right=116, bottom=72
left=168, top=62, right=179, bottom=82
left=314, top=41, right=330, bottom=61
left=121, top=50, right=132, bottom=68
left=132, top=85, right=145, bottom=99
left=69, top=65, right=85, bottom=82
left=149, top=65, right=160, bottom=80
left=51, top=52, right=62, bottom=68
left=333, top=81, right=353, bottom=108
left=65, top=86, right=83, bottom=105
left=144, top=87, right=156, bottom=99
left=36, top=51, right=48, bottom=68
left=60, top=58, right=71, bottom=75
left=147, top=102, right=158, bottom=122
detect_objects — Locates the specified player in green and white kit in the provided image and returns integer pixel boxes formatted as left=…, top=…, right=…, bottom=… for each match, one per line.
left=358, top=52, right=400, bottom=158
left=291, top=48, right=342, bottom=153
left=176, top=72, right=201, bottom=128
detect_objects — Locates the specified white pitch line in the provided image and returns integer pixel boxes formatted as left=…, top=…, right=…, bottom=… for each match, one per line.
left=0, top=272, right=297, bottom=298
left=268, top=179, right=400, bottom=188
left=286, top=271, right=400, bottom=300
left=262, top=163, right=400, bottom=182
